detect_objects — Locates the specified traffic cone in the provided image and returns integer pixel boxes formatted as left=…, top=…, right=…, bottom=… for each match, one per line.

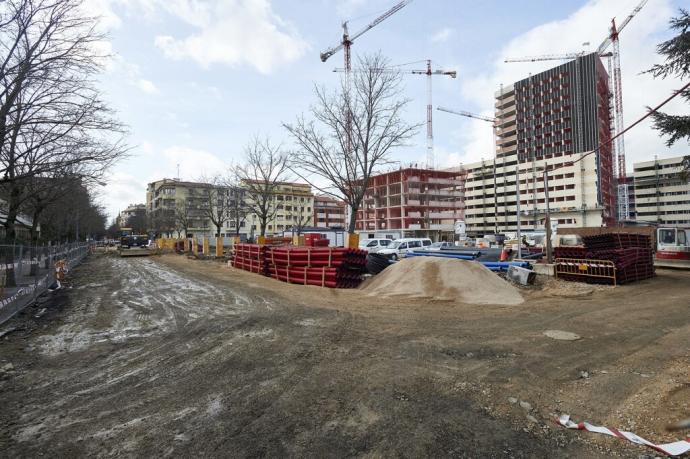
left=500, top=247, right=509, bottom=261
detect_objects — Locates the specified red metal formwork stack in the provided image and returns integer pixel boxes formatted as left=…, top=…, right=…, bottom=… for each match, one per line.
left=266, top=246, right=366, bottom=288
left=230, top=244, right=367, bottom=288
left=554, top=234, right=655, bottom=285
left=231, top=243, right=268, bottom=275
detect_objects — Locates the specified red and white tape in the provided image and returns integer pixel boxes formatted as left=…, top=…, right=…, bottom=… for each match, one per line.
left=557, top=414, right=690, bottom=456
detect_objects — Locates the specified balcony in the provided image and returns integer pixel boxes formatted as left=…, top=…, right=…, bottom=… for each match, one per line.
left=496, top=134, right=517, bottom=146
left=430, top=223, right=455, bottom=231
left=428, top=211, right=461, bottom=219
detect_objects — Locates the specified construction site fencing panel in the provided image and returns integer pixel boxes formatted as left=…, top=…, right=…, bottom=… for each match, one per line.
left=0, top=243, right=91, bottom=325
left=555, top=258, right=617, bottom=285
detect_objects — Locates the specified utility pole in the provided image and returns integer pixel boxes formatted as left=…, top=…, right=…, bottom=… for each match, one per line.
left=544, top=169, right=553, bottom=263
left=516, top=164, right=522, bottom=260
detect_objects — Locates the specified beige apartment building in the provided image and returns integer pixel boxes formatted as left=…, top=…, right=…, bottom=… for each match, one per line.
left=117, top=203, right=146, bottom=228
left=244, top=181, right=314, bottom=236
left=147, top=178, right=317, bottom=238
left=634, top=156, right=690, bottom=226
left=146, top=179, right=215, bottom=237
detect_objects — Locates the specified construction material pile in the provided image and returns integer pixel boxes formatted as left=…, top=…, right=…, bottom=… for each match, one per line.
left=554, top=233, right=655, bottom=285
left=362, top=257, right=524, bottom=305
left=232, top=243, right=267, bottom=275
left=406, top=250, right=533, bottom=272
left=231, top=244, right=367, bottom=288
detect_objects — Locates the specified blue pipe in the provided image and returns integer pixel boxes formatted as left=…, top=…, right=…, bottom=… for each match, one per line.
left=406, top=252, right=477, bottom=260
left=481, top=261, right=531, bottom=268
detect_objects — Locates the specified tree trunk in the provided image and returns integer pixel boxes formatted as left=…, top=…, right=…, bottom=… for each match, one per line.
left=29, top=218, right=41, bottom=276
left=3, top=186, right=22, bottom=287
left=347, top=205, right=358, bottom=234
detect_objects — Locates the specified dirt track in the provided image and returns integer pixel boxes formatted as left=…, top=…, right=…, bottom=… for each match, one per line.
left=1, top=253, right=689, bottom=457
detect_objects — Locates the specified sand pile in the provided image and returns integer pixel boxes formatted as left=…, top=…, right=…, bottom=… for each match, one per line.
left=362, top=257, right=523, bottom=305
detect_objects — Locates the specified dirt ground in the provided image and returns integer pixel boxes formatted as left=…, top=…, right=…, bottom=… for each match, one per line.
left=1, top=252, right=689, bottom=458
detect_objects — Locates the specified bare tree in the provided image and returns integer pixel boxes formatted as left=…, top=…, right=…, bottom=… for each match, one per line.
left=149, top=209, right=175, bottom=238
left=198, top=175, right=230, bottom=237
left=284, top=53, right=420, bottom=233
left=125, top=208, right=147, bottom=234
left=174, top=200, right=192, bottom=238
left=291, top=203, right=311, bottom=236
left=234, top=137, right=290, bottom=237
left=224, top=169, right=249, bottom=237
left=22, top=172, right=79, bottom=243
left=0, top=0, right=128, bottom=243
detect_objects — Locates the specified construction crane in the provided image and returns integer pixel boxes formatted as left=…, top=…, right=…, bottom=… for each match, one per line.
left=437, top=106, right=495, bottom=124
left=502, top=0, right=648, bottom=222
left=334, top=60, right=456, bottom=169
left=437, top=106, right=500, bottom=234
left=320, top=0, right=412, bottom=156
left=320, top=1, right=412, bottom=71
left=505, top=51, right=613, bottom=63
left=598, top=0, right=648, bottom=186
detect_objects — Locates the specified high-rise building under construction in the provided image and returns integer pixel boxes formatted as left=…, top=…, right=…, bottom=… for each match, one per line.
left=463, top=52, right=616, bottom=236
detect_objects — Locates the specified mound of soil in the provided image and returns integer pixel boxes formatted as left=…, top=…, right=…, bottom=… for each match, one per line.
left=361, top=257, right=523, bottom=305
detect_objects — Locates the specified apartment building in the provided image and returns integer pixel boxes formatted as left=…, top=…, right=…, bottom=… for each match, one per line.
left=634, top=156, right=690, bottom=226
left=463, top=52, right=615, bottom=236
left=313, top=195, right=347, bottom=228
left=146, top=179, right=215, bottom=237
left=354, top=167, right=465, bottom=240
left=147, top=179, right=315, bottom=238
left=117, top=203, right=146, bottom=228
left=244, top=181, right=314, bottom=236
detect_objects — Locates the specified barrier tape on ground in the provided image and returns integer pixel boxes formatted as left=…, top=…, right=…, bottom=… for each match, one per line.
left=557, top=415, right=690, bottom=456
left=0, top=272, right=52, bottom=310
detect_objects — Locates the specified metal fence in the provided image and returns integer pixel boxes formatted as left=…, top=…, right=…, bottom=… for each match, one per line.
left=0, top=243, right=91, bottom=325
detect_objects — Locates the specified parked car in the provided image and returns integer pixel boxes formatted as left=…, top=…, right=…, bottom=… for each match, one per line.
left=358, top=238, right=393, bottom=253
left=377, top=238, right=432, bottom=260
left=424, top=241, right=454, bottom=251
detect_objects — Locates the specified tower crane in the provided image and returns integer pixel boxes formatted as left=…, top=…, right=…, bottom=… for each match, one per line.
left=320, top=0, right=412, bottom=71
left=437, top=107, right=495, bottom=124
left=320, top=0, right=412, bottom=157
left=437, top=107, right=500, bottom=234
left=334, top=60, right=456, bottom=169
left=501, top=0, right=648, bottom=222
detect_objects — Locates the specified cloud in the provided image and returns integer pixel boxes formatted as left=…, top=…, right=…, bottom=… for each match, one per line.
left=102, top=171, right=147, bottom=220
left=150, top=146, right=230, bottom=183
left=335, top=0, right=369, bottom=17
left=456, top=0, right=685, bottom=170
left=430, top=27, right=454, bottom=44
left=152, top=0, right=309, bottom=73
left=106, top=57, right=160, bottom=95
left=136, top=78, right=159, bottom=94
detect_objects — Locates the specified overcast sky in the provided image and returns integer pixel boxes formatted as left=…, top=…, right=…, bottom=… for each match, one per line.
left=91, top=0, right=687, bottom=219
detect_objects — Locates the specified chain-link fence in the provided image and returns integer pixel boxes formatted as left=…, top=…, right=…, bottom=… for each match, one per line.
left=0, top=243, right=91, bottom=325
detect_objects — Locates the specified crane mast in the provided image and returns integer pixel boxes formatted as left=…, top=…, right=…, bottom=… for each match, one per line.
left=334, top=61, right=456, bottom=169
left=320, top=0, right=412, bottom=157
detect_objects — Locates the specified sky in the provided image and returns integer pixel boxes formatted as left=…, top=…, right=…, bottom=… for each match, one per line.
left=89, top=0, right=688, bottom=220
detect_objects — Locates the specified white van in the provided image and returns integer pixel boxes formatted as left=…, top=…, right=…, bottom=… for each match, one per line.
left=358, top=238, right=393, bottom=253
left=377, top=238, right=432, bottom=260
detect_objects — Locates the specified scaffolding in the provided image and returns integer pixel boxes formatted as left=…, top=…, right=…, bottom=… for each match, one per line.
left=355, top=167, right=467, bottom=238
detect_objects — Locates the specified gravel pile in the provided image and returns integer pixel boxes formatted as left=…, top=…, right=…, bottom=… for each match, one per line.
left=361, top=257, right=524, bottom=305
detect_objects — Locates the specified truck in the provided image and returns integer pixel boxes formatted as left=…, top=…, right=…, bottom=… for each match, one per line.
left=118, top=228, right=151, bottom=257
